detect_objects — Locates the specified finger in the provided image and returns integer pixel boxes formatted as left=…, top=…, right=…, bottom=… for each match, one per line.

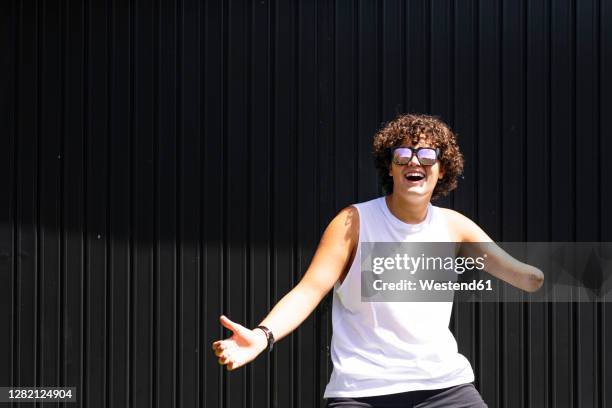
left=219, top=315, right=245, bottom=335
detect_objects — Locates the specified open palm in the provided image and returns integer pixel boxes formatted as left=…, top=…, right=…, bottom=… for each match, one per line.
left=211, top=315, right=268, bottom=371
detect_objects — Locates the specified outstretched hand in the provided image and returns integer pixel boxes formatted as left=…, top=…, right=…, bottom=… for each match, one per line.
left=211, top=315, right=268, bottom=371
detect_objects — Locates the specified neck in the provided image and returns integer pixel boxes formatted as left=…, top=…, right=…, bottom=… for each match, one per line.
left=385, top=193, right=430, bottom=224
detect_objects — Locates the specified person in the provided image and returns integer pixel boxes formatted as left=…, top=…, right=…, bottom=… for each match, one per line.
left=211, top=113, right=544, bottom=407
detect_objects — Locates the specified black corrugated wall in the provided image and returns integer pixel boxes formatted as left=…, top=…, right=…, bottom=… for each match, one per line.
left=2, top=0, right=611, bottom=407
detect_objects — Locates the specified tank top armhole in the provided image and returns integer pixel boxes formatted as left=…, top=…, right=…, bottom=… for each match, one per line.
left=431, top=205, right=457, bottom=243
left=334, top=204, right=362, bottom=293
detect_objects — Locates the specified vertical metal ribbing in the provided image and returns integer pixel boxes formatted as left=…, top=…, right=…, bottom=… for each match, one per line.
left=4, top=2, right=611, bottom=407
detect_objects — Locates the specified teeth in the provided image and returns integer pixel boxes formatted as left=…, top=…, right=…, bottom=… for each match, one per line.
left=406, top=173, right=424, bottom=177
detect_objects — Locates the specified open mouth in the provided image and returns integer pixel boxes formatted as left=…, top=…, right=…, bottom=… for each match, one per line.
left=404, top=172, right=426, bottom=182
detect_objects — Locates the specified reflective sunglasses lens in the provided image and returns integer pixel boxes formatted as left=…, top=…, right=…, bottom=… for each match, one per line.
left=417, top=149, right=437, bottom=165
left=393, top=148, right=413, bottom=164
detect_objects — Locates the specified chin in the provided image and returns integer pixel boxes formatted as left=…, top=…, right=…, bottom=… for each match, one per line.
left=396, top=186, right=434, bottom=198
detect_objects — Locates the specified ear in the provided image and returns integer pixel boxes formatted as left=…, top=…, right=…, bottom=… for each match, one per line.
left=438, top=167, right=445, bottom=180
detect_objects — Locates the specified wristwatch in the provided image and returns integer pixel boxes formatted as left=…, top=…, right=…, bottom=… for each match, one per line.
left=255, top=325, right=275, bottom=352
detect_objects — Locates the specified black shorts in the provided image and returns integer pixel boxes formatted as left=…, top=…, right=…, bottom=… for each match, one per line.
left=326, top=383, right=488, bottom=408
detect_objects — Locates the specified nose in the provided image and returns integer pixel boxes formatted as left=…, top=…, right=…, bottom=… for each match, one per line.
left=408, top=154, right=421, bottom=166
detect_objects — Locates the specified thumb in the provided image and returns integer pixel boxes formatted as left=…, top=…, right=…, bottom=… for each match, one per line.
left=220, top=315, right=245, bottom=334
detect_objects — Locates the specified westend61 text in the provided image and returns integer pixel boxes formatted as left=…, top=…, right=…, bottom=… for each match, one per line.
left=372, top=279, right=493, bottom=292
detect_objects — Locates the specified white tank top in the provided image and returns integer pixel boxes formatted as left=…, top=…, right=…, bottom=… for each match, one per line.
left=323, top=196, right=474, bottom=398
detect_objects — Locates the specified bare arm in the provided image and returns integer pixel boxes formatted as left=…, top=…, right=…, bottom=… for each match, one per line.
left=212, top=206, right=359, bottom=370
left=444, top=209, right=544, bottom=293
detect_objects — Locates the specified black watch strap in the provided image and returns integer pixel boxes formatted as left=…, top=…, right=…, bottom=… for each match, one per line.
left=255, top=325, right=275, bottom=352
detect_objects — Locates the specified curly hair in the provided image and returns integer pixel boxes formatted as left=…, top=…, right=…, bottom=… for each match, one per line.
left=372, top=113, right=464, bottom=201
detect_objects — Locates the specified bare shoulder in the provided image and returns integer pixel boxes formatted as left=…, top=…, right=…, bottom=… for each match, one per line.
left=437, top=207, right=492, bottom=242
left=438, top=207, right=473, bottom=227
left=323, top=205, right=359, bottom=245
left=304, top=205, right=359, bottom=291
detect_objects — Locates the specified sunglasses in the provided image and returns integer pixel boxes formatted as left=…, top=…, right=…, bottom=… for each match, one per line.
left=390, top=147, right=440, bottom=166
